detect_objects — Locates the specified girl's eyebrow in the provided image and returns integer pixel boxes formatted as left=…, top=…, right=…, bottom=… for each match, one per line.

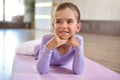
left=56, top=19, right=61, bottom=20
left=68, top=19, right=73, bottom=20
left=55, top=18, right=73, bottom=20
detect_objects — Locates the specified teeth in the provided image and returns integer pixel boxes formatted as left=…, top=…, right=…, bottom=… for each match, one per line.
left=62, top=31, right=66, bottom=33
left=61, top=32, right=67, bottom=34
left=60, top=31, right=68, bottom=33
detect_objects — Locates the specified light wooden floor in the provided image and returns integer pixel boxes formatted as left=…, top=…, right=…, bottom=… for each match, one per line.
left=79, top=33, right=120, bottom=74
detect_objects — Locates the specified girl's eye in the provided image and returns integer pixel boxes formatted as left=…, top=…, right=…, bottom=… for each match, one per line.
left=67, top=20, right=73, bottom=24
left=56, top=20, right=61, bottom=24
left=56, top=21, right=60, bottom=23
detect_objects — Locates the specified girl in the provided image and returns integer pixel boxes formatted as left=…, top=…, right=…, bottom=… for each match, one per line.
left=35, top=2, right=84, bottom=75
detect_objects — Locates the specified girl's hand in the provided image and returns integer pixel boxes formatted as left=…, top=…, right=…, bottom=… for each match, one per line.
left=46, top=36, right=67, bottom=50
left=67, top=35, right=80, bottom=48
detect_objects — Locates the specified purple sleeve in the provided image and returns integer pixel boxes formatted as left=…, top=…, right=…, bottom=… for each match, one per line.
left=37, top=45, right=53, bottom=74
left=72, top=36, right=84, bottom=75
left=36, top=34, right=53, bottom=74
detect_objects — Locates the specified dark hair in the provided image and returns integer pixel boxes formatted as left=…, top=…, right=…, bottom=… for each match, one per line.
left=55, top=2, right=81, bottom=23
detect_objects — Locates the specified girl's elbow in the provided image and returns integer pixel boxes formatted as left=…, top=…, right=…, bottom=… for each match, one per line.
left=73, top=65, right=84, bottom=75
left=73, top=70, right=83, bottom=75
left=37, top=63, right=48, bottom=74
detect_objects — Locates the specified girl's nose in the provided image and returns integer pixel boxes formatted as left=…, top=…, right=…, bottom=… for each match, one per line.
left=62, top=22, right=67, bottom=29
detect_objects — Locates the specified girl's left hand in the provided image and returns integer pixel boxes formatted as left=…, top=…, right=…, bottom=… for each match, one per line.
left=67, top=35, right=80, bottom=48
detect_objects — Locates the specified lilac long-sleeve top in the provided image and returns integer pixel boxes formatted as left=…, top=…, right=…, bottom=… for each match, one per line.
left=34, top=34, right=84, bottom=75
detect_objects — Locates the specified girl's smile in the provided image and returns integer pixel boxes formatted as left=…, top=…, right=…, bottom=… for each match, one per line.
left=58, top=30, right=70, bottom=39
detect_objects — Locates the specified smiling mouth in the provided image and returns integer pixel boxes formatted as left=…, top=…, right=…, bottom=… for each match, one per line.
left=59, top=31, right=70, bottom=34
left=58, top=31, right=70, bottom=39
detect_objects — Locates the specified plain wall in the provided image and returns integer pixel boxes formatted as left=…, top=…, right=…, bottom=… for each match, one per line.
left=53, top=0, right=120, bottom=20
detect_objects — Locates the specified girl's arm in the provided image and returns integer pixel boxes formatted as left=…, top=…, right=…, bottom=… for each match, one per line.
left=37, top=45, right=53, bottom=74
left=36, top=34, right=67, bottom=74
left=72, top=36, right=84, bottom=75
left=36, top=35, right=53, bottom=74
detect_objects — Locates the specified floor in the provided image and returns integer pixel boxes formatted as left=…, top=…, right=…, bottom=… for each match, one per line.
left=80, top=33, right=120, bottom=74
left=0, top=29, right=120, bottom=80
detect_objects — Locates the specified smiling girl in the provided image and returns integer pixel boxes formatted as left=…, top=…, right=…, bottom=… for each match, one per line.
left=35, top=2, right=84, bottom=75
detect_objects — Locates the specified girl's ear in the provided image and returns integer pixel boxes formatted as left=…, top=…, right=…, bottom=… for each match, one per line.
left=76, top=23, right=82, bottom=32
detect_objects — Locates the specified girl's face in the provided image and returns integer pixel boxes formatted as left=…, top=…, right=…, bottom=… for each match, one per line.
left=53, top=8, right=81, bottom=40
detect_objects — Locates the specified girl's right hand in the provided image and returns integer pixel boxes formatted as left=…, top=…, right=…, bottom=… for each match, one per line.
left=46, top=36, right=67, bottom=50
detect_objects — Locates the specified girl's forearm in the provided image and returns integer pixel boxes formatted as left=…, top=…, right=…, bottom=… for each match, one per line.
left=37, top=45, right=53, bottom=74
left=72, top=46, right=84, bottom=75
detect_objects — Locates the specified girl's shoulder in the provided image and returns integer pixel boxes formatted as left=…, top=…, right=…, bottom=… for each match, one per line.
left=41, top=34, right=54, bottom=42
left=75, top=35, right=84, bottom=40
left=75, top=35, right=84, bottom=46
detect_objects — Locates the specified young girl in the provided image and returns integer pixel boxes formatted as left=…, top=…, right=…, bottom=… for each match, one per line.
left=34, top=2, right=84, bottom=75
